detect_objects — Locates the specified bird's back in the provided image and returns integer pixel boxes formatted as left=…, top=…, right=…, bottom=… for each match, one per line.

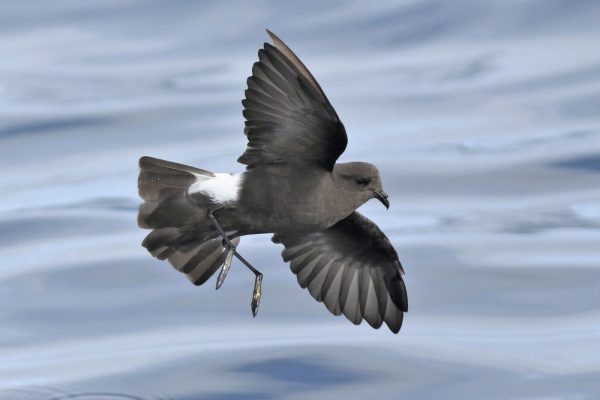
left=234, top=165, right=356, bottom=234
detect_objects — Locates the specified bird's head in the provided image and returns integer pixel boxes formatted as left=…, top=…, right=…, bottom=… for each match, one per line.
left=335, top=162, right=390, bottom=209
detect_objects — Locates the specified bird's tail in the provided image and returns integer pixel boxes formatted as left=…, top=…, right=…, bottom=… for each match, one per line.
left=137, top=156, right=239, bottom=286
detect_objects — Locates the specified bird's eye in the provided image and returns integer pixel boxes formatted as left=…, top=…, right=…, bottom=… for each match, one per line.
left=355, top=177, right=371, bottom=186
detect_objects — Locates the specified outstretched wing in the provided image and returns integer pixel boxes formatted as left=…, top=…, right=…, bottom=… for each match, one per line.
left=273, top=212, right=407, bottom=333
left=239, top=30, right=347, bottom=171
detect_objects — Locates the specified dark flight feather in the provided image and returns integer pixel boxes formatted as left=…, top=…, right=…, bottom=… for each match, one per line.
left=273, top=212, right=407, bottom=333
left=239, top=31, right=348, bottom=171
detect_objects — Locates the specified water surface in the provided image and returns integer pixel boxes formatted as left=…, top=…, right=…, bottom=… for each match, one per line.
left=1, top=1, right=600, bottom=399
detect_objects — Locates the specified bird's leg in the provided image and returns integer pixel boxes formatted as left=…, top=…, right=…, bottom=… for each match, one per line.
left=207, top=208, right=263, bottom=317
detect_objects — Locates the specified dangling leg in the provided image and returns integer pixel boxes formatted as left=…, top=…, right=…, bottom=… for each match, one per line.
left=207, top=208, right=237, bottom=289
left=208, top=208, right=263, bottom=317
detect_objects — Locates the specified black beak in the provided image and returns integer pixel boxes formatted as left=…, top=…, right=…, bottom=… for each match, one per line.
left=374, top=191, right=390, bottom=209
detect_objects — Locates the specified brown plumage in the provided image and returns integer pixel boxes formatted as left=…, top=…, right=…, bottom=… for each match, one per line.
left=137, top=30, right=407, bottom=333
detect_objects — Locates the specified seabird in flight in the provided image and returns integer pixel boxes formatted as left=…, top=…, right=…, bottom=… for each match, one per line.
left=137, top=30, right=408, bottom=333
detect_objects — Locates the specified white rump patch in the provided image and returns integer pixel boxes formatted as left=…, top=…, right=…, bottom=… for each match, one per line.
left=188, top=172, right=243, bottom=203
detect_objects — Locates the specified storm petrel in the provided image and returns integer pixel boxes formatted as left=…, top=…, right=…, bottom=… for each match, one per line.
left=138, top=30, right=407, bottom=333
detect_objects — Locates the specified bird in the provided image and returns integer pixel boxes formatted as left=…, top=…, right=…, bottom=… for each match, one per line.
left=137, top=30, right=408, bottom=333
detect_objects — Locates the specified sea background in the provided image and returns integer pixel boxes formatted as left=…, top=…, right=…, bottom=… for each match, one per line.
left=1, top=1, right=600, bottom=399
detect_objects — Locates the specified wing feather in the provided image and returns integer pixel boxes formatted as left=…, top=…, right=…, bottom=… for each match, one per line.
left=239, top=31, right=347, bottom=171
left=273, top=212, right=407, bottom=333
left=342, top=271, right=361, bottom=325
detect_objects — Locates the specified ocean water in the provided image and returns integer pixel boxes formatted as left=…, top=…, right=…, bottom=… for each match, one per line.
left=1, top=1, right=600, bottom=399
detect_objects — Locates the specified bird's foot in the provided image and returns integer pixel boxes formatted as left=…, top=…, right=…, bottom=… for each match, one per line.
left=216, top=242, right=235, bottom=289
left=229, top=248, right=264, bottom=317
left=251, top=273, right=263, bottom=317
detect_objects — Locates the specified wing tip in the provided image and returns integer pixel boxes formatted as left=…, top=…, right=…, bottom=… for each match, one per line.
left=139, top=155, right=155, bottom=168
left=385, top=309, right=404, bottom=334
left=265, top=28, right=277, bottom=42
left=399, top=279, right=409, bottom=312
left=388, top=320, right=402, bottom=334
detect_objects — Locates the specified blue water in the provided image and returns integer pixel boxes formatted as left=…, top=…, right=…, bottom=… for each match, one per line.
left=1, top=1, right=600, bottom=399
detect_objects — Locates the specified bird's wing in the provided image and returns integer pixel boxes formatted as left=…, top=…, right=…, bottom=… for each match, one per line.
left=238, top=30, right=348, bottom=171
left=272, top=212, right=407, bottom=333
